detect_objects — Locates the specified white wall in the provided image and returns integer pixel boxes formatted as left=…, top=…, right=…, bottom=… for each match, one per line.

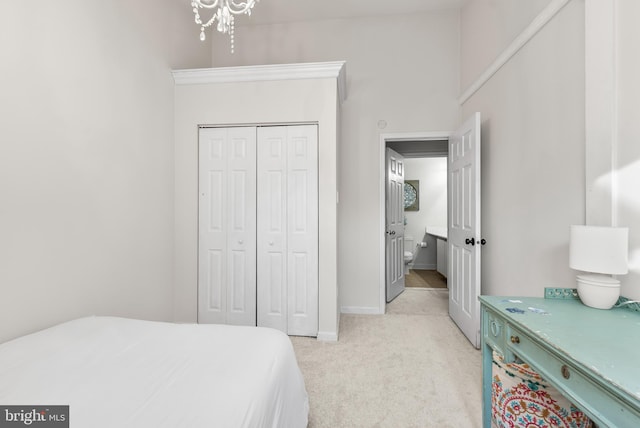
left=460, top=0, right=585, bottom=296
left=614, top=0, right=640, bottom=299
left=5, top=1, right=625, bottom=344
left=460, top=0, right=553, bottom=90
left=462, top=0, right=640, bottom=300
left=172, top=75, right=340, bottom=339
left=0, top=0, right=210, bottom=343
left=209, top=11, right=461, bottom=312
left=403, top=157, right=448, bottom=269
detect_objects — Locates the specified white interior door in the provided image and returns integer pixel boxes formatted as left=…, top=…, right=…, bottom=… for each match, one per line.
left=257, top=125, right=318, bottom=336
left=386, top=148, right=405, bottom=302
left=198, top=127, right=257, bottom=326
left=448, top=112, right=481, bottom=348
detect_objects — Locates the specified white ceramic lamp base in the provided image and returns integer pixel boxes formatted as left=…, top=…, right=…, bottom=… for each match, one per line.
left=576, top=274, right=620, bottom=310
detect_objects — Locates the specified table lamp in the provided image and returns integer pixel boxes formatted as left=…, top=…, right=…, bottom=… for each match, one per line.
left=570, top=225, right=628, bottom=309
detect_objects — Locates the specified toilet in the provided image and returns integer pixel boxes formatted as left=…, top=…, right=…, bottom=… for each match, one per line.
left=404, top=235, right=415, bottom=275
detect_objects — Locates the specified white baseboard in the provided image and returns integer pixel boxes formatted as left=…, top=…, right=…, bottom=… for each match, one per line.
left=410, top=263, right=437, bottom=270
left=317, top=331, right=338, bottom=342
left=340, top=306, right=383, bottom=315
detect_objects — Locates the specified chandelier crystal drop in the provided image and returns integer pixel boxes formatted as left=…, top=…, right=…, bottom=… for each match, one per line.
left=191, top=0, right=259, bottom=53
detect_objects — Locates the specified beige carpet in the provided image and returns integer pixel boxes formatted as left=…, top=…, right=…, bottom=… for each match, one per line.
left=405, top=269, right=447, bottom=289
left=290, top=289, right=482, bottom=427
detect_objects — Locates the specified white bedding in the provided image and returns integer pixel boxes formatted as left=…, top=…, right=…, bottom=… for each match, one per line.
left=0, top=316, right=309, bottom=427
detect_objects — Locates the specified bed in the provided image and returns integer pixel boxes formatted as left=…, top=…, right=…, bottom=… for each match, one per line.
left=0, top=316, right=309, bottom=427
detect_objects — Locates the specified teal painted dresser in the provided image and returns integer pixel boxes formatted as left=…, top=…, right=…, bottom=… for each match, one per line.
left=480, top=295, right=640, bottom=427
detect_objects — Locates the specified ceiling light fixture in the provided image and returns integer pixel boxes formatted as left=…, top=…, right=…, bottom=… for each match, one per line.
left=191, top=0, right=259, bottom=53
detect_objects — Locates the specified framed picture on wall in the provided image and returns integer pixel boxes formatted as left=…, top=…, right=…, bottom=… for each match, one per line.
left=404, top=180, right=419, bottom=211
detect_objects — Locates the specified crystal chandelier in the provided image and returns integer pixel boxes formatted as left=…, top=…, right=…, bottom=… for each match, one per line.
left=191, top=0, right=259, bottom=53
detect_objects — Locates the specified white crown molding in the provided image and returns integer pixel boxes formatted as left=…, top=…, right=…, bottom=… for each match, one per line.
left=172, top=61, right=348, bottom=103
left=459, top=0, right=573, bottom=104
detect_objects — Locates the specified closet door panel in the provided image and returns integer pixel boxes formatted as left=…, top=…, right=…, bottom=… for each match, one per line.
left=257, top=128, right=288, bottom=332
left=198, top=127, right=256, bottom=326
left=225, top=128, right=257, bottom=326
left=205, top=250, right=224, bottom=312
left=198, top=129, right=228, bottom=324
left=286, top=125, right=318, bottom=336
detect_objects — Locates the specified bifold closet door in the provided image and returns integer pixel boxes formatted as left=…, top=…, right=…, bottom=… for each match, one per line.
left=198, top=127, right=257, bottom=326
left=257, top=125, right=318, bottom=336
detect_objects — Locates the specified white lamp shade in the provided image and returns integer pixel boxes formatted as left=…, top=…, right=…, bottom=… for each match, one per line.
left=570, top=225, right=629, bottom=275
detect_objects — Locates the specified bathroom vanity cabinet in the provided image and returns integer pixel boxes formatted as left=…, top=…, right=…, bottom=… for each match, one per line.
left=427, top=227, right=448, bottom=278
left=436, top=238, right=447, bottom=278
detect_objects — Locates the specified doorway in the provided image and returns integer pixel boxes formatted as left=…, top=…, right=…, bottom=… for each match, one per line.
left=398, top=155, right=448, bottom=286
left=379, top=131, right=451, bottom=310
left=379, top=113, right=483, bottom=349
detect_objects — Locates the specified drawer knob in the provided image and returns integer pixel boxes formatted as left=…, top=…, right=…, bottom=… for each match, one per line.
left=510, top=335, right=520, bottom=344
left=561, top=365, right=571, bottom=379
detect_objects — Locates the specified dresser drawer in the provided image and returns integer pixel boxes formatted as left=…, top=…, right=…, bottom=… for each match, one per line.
left=482, top=308, right=506, bottom=356
left=506, top=325, right=640, bottom=427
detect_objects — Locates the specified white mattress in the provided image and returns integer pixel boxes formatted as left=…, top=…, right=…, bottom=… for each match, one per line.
left=0, top=316, right=309, bottom=427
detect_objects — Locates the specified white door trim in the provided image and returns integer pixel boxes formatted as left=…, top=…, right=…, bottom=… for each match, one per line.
left=378, top=131, right=452, bottom=314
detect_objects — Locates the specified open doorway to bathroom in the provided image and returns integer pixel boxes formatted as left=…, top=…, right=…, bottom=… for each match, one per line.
left=380, top=132, right=449, bottom=308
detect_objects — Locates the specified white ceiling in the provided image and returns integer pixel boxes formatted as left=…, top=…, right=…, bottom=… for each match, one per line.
left=233, top=0, right=467, bottom=25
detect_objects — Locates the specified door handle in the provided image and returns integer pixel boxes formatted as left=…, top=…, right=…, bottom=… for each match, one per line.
left=465, top=238, right=475, bottom=246
left=480, top=238, right=487, bottom=246
left=390, top=230, right=396, bottom=235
